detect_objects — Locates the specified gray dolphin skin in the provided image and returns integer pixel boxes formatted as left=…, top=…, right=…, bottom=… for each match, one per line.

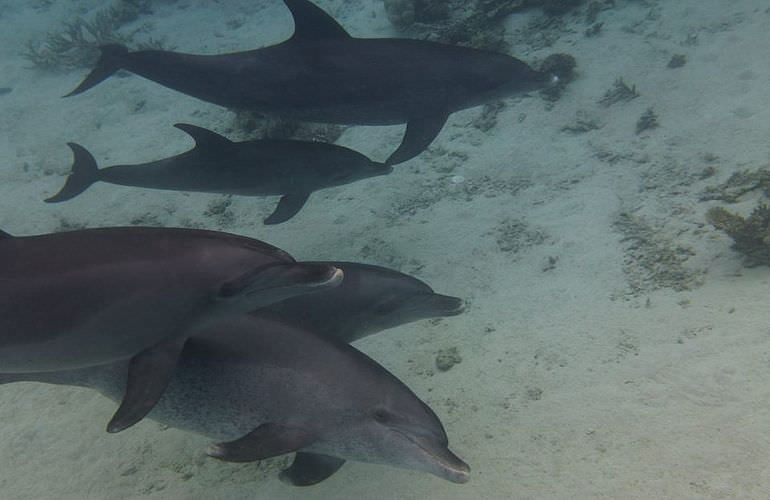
left=0, top=314, right=470, bottom=486
left=45, top=124, right=392, bottom=225
left=262, top=261, right=465, bottom=343
left=0, top=226, right=343, bottom=432
left=64, top=0, right=555, bottom=165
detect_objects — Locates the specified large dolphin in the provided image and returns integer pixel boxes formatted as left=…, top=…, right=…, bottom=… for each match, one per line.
left=262, top=261, right=465, bottom=343
left=0, top=314, right=470, bottom=486
left=0, top=226, right=342, bottom=432
left=65, top=0, right=556, bottom=165
left=45, top=124, right=392, bottom=225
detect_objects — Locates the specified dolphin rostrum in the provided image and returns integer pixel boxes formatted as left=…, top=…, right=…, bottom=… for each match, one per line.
left=65, top=0, right=556, bottom=165
left=0, top=226, right=342, bottom=432
left=262, top=261, right=465, bottom=343
left=0, top=314, right=470, bottom=486
left=45, top=124, right=392, bottom=225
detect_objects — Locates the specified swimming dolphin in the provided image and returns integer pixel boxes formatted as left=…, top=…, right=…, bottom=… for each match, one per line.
left=0, top=314, right=470, bottom=486
left=0, top=226, right=342, bottom=432
left=45, top=124, right=392, bottom=225
left=65, top=0, right=556, bottom=165
left=262, top=261, right=465, bottom=343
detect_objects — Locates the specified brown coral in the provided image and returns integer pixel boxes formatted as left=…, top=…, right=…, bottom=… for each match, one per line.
left=707, top=205, right=770, bottom=266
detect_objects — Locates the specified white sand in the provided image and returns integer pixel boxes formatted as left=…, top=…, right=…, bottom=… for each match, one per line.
left=2, top=0, right=770, bottom=498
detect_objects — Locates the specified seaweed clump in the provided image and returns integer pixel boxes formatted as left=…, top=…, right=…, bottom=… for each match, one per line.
left=22, top=0, right=167, bottom=70
left=706, top=205, right=770, bottom=266
left=599, top=77, right=639, bottom=107
left=635, top=107, right=659, bottom=135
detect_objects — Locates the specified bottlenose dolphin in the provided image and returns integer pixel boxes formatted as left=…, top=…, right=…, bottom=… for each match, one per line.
left=0, top=226, right=342, bottom=432
left=0, top=314, right=470, bottom=485
left=65, top=0, right=556, bottom=165
left=262, top=261, right=465, bottom=343
left=46, top=124, right=392, bottom=225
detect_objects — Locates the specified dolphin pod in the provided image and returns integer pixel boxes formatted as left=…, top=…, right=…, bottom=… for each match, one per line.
left=0, top=262, right=468, bottom=485
left=65, top=0, right=554, bottom=165
left=45, top=124, right=392, bottom=225
left=0, top=254, right=467, bottom=484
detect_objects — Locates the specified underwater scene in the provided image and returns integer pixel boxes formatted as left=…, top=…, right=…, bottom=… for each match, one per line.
left=1, top=0, right=770, bottom=498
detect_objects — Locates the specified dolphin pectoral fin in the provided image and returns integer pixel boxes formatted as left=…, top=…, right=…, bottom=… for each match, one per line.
left=207, top=423, right=317, bottom=463
left=285, top=0, right=351, bottom=41
left=264, top=192, right=311, bottom=225
left=106, top=336, right=187, bottom=433
left=386, top=112, right=450, bottom=166
left=279, top=452, right=346, bottom=486
left=173, top=123, right=233, bottom=154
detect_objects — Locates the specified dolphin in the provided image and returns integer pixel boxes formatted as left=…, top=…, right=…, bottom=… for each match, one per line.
left=0, top=314, right=470, bottom=486
left=65, top=0, right=556, bottom=165
left=0, top=226, right=342, bottom=432
left=45, top=124, right=392, bottom=225
left=261, top=261, right=465, bottom=343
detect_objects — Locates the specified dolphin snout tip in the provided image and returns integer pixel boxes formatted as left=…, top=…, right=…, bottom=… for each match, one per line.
left=432, top=295, right=466, bottom=316
left=442, top=459, right=471, bottom=484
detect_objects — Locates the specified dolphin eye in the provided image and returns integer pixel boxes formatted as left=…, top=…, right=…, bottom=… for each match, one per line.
left=373, top=409, right=392, bottom=424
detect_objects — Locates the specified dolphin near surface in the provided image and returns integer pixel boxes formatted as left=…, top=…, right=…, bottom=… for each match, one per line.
left=65, top=0, right=556, bottom=165
left=261, top=261, right=465, bottom=343
left=0, top=226, right=342, bottom=432
left=0, top=314, right=471, bottom=486
left=45, top=124, right=392, bottom=225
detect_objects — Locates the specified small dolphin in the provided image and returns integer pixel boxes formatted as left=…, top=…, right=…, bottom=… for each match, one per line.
left=45, top=124, right=392, bottom=225
left=0, top=226, right=342, bottom=432
left=262, top=261, right=465, bottom=343
left=65, top=0, right=556, bottom=165
left=0, top=314, right=470, bottom=486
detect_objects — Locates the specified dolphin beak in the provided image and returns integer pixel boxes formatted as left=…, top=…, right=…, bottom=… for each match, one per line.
left=426, top=294, right=466, bottom=316
left=408, top=434, right=470, bottom=484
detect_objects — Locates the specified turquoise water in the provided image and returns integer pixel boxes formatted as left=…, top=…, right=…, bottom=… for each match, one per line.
left=2, top=0, right=770, bottom=498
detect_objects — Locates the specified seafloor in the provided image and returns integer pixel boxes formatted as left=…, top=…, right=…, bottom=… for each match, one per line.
left=2, top=0, right=770, bottom=498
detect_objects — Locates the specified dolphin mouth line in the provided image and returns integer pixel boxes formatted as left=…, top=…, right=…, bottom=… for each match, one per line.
left=392, top=428, right=469, bottom=483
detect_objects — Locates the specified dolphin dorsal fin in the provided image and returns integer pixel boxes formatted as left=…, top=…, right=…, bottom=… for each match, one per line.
left=174, top=123, right=233, bottom=152
left=284, top=0, right=351, bottom=41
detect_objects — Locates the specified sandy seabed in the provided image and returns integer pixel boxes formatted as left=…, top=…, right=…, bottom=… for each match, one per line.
left=2, top=0, right=770, bottom=498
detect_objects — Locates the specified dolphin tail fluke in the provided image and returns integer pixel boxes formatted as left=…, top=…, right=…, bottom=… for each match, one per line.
left=45, top=143, right=101, bottom=203
left=64, top=44, right=129, bottom=97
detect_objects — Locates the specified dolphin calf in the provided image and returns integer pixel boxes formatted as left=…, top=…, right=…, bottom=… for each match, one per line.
left=65, top=0, right=556, bottom=165
left=0, top=314, right=470, bottom=486
left=262, top=261, right=465, bottom=343
left=45, top=124, right=392, bottom=225
left=0, top=226, right=342, bottom=432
